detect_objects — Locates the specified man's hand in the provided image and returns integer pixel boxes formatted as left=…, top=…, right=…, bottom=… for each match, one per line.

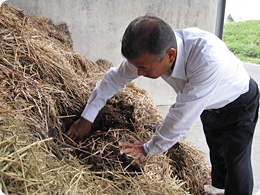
left=119, top=135, right=146, bottom=159
left=65, top=117, right=92, bottom=143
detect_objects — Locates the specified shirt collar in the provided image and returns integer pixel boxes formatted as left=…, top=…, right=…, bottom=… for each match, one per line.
left=169, top=32, right=186, bottom=80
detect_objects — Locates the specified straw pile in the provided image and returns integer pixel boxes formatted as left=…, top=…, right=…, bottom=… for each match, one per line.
left=0, top=3, right=210, bottom=194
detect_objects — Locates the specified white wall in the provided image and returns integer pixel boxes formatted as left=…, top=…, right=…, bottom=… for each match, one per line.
left=7, top=0, right=219, bottom=105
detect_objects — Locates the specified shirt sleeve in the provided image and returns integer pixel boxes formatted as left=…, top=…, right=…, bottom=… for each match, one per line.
left=81, top=60, right=138, bottom=123
left=144, top=59, right=225, bottom=155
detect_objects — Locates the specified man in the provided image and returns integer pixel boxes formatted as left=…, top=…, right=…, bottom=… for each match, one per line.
left=66, top=16, right=259, bottom=195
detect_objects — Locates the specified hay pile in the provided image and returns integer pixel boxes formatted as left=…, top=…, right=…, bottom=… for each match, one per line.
left=0, top=3, right=210, bottom=194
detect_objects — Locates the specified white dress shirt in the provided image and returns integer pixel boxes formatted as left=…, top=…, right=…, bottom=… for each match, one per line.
left=81, top=27, right=250, bottom=155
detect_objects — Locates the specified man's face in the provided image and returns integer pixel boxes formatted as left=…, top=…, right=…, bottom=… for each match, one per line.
left=129, top=49, right=176, bottom=79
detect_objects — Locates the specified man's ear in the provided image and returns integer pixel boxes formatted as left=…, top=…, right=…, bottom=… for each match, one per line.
left=167, top=48, right=176, bottom=64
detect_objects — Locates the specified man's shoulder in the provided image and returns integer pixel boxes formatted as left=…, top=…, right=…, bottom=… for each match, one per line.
left=175, top=27, right=223, bottom=49
left=175, top=27, right=215, bottom=38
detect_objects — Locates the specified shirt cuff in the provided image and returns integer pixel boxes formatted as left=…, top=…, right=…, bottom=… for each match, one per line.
left=80, top=104, right=100, bottom=123
left=143, top=131, right=183, bottom=155
left=143, top=139, right=170, bottom=155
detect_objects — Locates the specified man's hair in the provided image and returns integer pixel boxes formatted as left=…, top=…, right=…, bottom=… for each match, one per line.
left=121, top=15, right=177, bottom=61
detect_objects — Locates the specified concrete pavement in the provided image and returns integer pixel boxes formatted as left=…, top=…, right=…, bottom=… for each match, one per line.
left=157, top=62, right=260, bottom=194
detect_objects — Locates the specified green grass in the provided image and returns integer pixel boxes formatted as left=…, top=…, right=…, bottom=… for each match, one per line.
left=223, top=20, right=260, bottom=64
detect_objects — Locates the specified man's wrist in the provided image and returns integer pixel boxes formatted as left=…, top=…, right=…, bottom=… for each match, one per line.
left=79, top=117, right=92, bottom=125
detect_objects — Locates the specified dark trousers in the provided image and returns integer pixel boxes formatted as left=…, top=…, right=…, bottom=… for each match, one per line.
left=200, top=78, right=259, bottom=195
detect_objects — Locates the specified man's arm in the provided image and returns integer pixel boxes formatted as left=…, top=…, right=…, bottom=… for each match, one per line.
left=66, top=60, right=138, bottom=143
left=144, top=60, right=225, bottom=155
left=120, top=59, right=225, bottom=157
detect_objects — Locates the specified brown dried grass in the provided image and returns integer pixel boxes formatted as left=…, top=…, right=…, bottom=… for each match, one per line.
left=0, top=3, right=210, bottom=194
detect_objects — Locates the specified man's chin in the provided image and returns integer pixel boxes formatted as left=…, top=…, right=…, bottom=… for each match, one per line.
left=144, top=75, right=159, bottom=79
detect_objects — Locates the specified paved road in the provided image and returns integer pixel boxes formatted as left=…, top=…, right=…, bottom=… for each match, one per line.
left=158, top=62, right=260, bottom=194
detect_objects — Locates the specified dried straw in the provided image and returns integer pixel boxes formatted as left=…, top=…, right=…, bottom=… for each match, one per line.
left=0, top=3, right=210, bottom=194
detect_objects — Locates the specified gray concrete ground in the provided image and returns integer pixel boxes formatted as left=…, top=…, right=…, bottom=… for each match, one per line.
left=157, top=62, right=260, bottom=194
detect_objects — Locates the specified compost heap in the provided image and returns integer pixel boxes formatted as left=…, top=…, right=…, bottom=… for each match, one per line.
left=0, top=3, right=211, bottom=195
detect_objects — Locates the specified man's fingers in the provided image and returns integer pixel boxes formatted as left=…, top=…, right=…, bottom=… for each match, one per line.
left=120, top=147, right=144, bottom=159
left=120, top=147, right=134, bottom=155
left=119, top=135, right=145, bottom=159
left=125, top=134, right=139, bottom=142
left=119, top=141, right=134, bottom=148
left=119, top=141, right=136, bottom=155
left=65, top=130, right=71, bottom=139
left=134, top=153, right=143, bottom=159
left=64, top=129, right=78, bottom=144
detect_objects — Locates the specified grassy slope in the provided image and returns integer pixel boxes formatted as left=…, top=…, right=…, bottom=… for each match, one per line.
left=223, top=20, right=260, bottom=64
